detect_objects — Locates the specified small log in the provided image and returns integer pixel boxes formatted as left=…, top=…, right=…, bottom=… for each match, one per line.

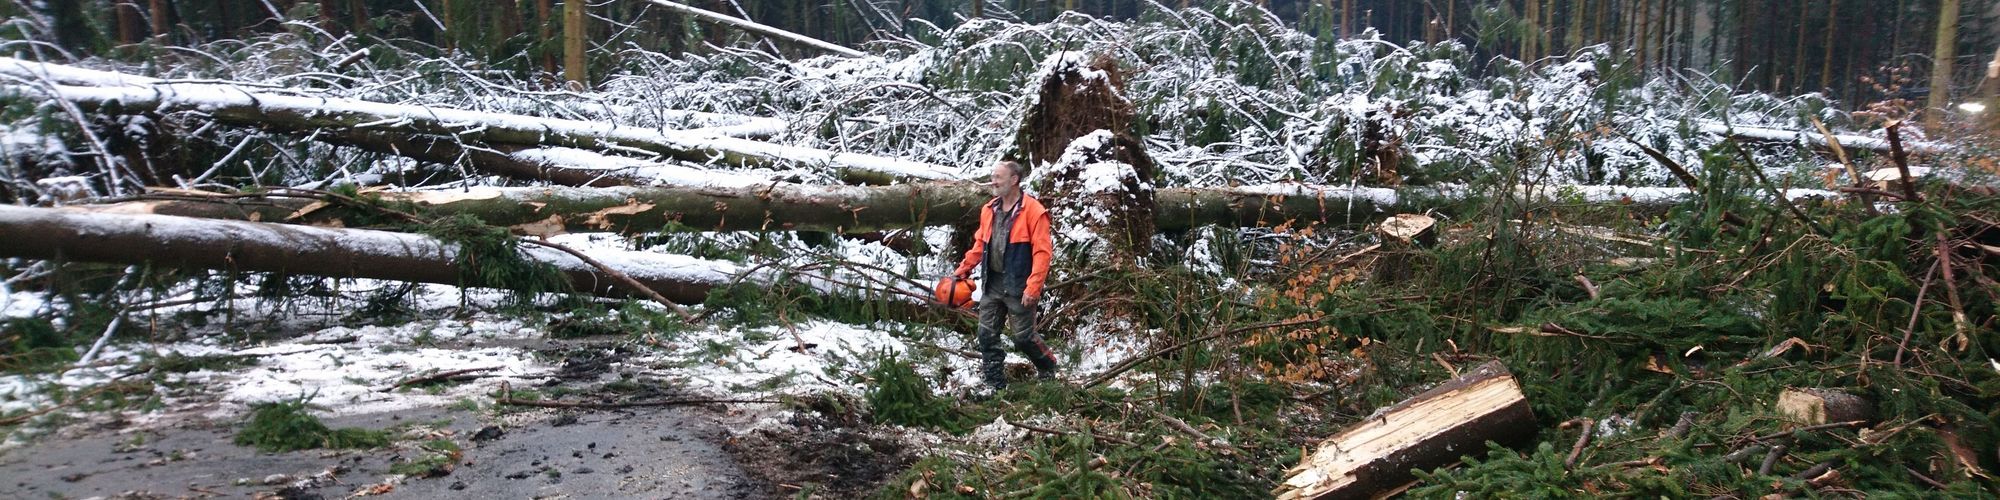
left=1275, top=360, right=1536, bottom=500
left=1776, top=388, right=1875, bottom=426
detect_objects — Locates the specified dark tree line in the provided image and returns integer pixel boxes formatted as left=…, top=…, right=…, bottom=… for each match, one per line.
left=9, top=1, right=1996, bottom=109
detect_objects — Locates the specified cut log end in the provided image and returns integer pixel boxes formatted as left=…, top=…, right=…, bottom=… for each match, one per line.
left=1776, top=388, right=1875, bottom=426
left=1276, top=360, right=1535, bottom=500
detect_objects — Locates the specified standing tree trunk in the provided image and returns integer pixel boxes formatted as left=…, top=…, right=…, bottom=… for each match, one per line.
left=1820, top=0, right=1838, bottom=90
left=564, top=0, right=587, bottom=88
left=537, top=0, right=557, bottom=77
left=439, top=0, right=456, bottom=50
left=114, top=0, right=143, bottom=44
left=349, top=0, right=371, bottom=36
left=1567, top=0, right=1585, bottom=54
left=1341, top=0, right=1352, bottom=39
left=1791, top=0, right=1809, bottom=93
left=1636, top=0, right=1651, bottom=70
left=1927, top=0, right=1962, bottom=126
left=1523, top=0, right=1540, bottom=62
left=148, top=0, right=171, bottom=39
left=497, top=0, right=524, bottom=44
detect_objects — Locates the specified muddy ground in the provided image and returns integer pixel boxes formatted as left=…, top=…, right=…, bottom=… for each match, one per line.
left=0, top=339, right=922, bottom=499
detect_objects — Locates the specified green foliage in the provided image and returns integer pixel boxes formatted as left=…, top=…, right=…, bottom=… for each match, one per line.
left=548, top=300, right=687, bottom=339
left=863, top=354, right=980, bottom=433
left=389, top=439, right=463, bottom=478
left=0, top=318, right=75, bottom=373
left=233, top=398, right=390, bottom=453
left=418, top=214, right=567, bottom=301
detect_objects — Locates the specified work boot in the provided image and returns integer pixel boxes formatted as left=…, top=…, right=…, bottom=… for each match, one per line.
left=1036, top=366, right=1058, bottom=382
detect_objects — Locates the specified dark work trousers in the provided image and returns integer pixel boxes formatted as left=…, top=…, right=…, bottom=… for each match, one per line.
left=976, top=272, right=1058, bottom=389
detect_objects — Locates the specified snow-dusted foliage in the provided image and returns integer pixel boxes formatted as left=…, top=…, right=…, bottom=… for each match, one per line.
left=0, top=1, right=1877, bottom=205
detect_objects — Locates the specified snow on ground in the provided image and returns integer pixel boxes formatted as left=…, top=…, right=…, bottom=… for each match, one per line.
left=649, top=319, right=984, bottom=397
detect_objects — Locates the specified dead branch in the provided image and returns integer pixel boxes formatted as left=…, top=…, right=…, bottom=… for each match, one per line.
left=519, top=238, right=698, bottom=323
left=494, top=381, right=775, bottom=409
left=1084, top=317, right=1323, bottom=389
left=380, top=367, right=502, bottom=392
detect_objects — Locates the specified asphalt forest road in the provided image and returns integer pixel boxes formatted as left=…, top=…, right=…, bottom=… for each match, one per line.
left=0, top=404, right=770, bottom=499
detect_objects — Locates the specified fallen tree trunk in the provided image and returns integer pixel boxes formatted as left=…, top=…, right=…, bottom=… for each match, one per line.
left=0, top=205, right=725, bottom=303
left=1275, top=361, right=1536, bottom=500
left=1694, top=120, right=1952, bottom=154
left=315, top=129, right=775, bottom=188
left=0, top=64, right=958, bottom=184
left=78, top=182, right=1830, bottom=236
left=0, top=205, right=951, bottom=323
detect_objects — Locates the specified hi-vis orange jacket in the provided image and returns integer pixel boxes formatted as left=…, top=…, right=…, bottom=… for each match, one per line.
left=953, top=195, right=1054, bottom=299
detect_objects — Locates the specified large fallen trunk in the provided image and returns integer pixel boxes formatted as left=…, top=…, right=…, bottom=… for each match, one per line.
left=1694, top=120, right=1952, bottom=154
left=1275, top=361, right=1536, bottom=500
left=316, top=129, right=775, bottom=188
left=0, top=205, right=725, bottom=303
left=0, top=205, right=949, bottom=322
left=78, top=182, right=1828, bottom=235
left=0, top=60, right=958, bottom=184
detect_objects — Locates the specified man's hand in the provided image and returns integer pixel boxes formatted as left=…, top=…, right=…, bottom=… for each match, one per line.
left=1023, top=294, right=1039, bottom=307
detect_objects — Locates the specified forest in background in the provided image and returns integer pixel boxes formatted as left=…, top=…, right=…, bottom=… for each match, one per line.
left=22, top=0, right=2000, bottom=109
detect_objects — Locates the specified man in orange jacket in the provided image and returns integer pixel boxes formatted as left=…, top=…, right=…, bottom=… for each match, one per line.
left=953, top=160, right=1058, bottom=393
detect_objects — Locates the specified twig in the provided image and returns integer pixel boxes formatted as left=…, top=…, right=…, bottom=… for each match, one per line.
left=1896, top=261, right=1941, bottom=367
left=1933, top=229, right=1972, bottom=352
left=1757, top=444, right=1787, bottom=476
left=381, top=367, right=501, bottom=392
left=494, top=381, right=774, bottom=409
left=1809, top=118, right=1862, bottom=186
left=1134, top=405, right=1238, bottom=455
left=1906, top=465, right=1950, bottom=489
left=1884, top=121, right=1921, bottom=201
left=1083, top=317, right=1323, bottom=389
left=1562, top=418, right=1595, bottom=470
left=1729, top=141, right=1830, bottom=237
left=1663, top=411, right=1698, bottom=441
left=519, top=238, right=698, bottom=323
left=1751, top=420, right=1869, bottom=442
left=1836, top=186, right=1908, bottom=200
left=1005, top=419, right=1132, bottom=445
left=0, top=382, right=127, bottom=426
left=1573, top=274, right=1599, bottom=300
left=1620, top=132, right=1702, bottom=191
left=1791, top=460, right=1837, bottom=482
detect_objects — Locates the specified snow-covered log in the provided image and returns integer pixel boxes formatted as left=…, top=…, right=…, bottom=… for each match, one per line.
left=1694, top=120, right=1952, bottom=154
left=79, top=182, right=993, bottom=235
left=317, top=129, right=775, bottom=188
left=77, top=182, right=1805, bottom=236
left=0, top=60, right=959, bottom=183
left=0, top=205, right=728, bottom=303
left=632, top=0, right=865, bottom=58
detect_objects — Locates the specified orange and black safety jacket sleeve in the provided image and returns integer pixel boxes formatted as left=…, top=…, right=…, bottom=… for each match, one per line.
left=953, top=196, right=1056, bottom=298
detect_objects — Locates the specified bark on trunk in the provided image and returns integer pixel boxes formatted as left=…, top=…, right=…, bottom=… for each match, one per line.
left=1275, top=361, right=1536, bottom=500
left=564, top=0, right=587, bottom=86
left=0, top=205, right=719, bottom=303
left=1927, top=0, right=1961, bottom=126
left=80, top=182, right=1808, bottom=236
